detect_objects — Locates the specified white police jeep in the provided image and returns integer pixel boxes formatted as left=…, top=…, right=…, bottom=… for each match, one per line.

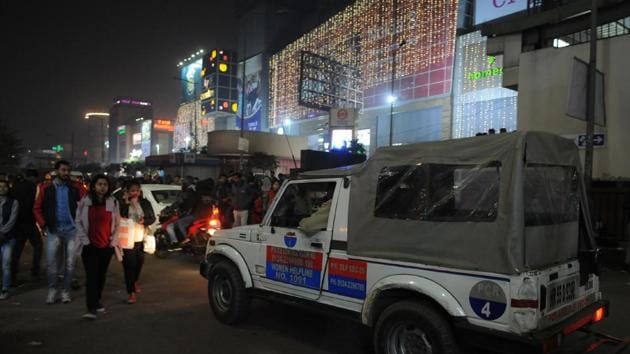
left=200, top=132, right=608, bottom=354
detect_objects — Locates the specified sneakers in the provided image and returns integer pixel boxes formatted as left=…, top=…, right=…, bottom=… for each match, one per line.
left=0, top=290, right=9, bottom=300
left=61, top=290, right=72, bottom=303
left=82, top=311, right=97, bottom=320
left=134, top=282, right=141, bottom=293
left=96, top=302, right=106, bottom=313
left=127, top=292, right=137, bottom=304
left=46, top=289, right=57, bottom=304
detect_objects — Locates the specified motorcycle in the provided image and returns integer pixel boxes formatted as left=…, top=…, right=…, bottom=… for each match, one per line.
left=154, top=204, right=221, bottom=259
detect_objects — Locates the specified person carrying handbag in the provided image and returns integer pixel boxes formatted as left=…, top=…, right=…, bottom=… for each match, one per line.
left=75, top=175, right=120, bottom=319
left=118, top=180, right=155, bottom=304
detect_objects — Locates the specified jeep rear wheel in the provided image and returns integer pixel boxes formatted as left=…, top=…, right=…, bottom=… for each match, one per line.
left=207, top=260, right=250, bottom=324
left=374, top=300, right=458, bottom=354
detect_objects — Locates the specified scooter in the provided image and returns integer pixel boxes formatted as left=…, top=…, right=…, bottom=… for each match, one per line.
left=154, top=205, right=221, bottom=259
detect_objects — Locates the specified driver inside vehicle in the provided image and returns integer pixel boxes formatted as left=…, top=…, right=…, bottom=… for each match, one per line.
left=271, top=182, right=335, bottom=234
left=298, top=185, right=335, bottom=236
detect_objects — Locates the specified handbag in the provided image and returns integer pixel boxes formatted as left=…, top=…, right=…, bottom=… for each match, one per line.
left=118, top=218, right=141, bottom=249
left=143, top=234, right=156, bottom=255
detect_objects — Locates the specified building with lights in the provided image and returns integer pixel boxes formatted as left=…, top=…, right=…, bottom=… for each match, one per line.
left=84, top=112, right=110, bottom=164
left=174, top=49, right=241, bottom=151
left=108, top=97, right=173, bottom=163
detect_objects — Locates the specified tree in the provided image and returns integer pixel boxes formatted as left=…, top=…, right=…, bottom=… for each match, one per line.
left=247, top=152, right=277, bottom=174
left=0, top=120, right=25, bottom=173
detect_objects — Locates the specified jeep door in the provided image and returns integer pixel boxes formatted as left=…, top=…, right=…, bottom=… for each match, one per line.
left=255, top=179, right=340, bottom=300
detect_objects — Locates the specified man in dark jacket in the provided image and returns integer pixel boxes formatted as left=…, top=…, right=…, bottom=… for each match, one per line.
left=10, top=169, right=42, bottom=284
left=34, top=160, right=85, bottom=304
left=0, top=179, right=19, bottom=300
left=231, top=173, right=255, bottom=227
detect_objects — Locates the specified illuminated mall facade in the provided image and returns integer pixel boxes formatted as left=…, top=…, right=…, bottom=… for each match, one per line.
left=174, top=0, right=518, bottom=155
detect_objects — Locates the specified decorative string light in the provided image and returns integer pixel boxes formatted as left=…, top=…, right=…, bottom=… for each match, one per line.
left=269, top=0, right=459, bottom=126
left=452, top=31, right=517, bottom=138
left=174, top=100, right=203, bottom=150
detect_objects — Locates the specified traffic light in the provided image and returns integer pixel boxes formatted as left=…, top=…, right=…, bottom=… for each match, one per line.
left=52, top=144, right=64, bottom=152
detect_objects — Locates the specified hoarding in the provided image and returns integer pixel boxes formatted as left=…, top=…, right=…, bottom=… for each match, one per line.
left=141, top=120, right=152, bottom=157
left=132, top=133, right=142, bottom=145
left=236, top=54, right=263, bottom=131
left=180, top=59, right=203, bottom=103
left=153, top=119, right=174, bottom=132
left=475, top=0, right=528, bottom=25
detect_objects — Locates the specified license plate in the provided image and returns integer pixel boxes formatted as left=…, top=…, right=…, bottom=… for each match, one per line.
left=547, top=276, right=577, bottom=311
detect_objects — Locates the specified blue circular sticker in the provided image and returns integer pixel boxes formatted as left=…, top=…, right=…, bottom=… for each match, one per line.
left=469, top=281, right=507, bottom=321
left=284, top=233, right=297, bottom=248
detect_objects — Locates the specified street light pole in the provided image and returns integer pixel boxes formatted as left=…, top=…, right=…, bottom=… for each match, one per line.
left=584, top=0, right=598, bottom=194
left=388, top=0, right=400, bottom=147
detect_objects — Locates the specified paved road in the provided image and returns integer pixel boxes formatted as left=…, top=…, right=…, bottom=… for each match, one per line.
left=1, top=249, right=629, bottom=354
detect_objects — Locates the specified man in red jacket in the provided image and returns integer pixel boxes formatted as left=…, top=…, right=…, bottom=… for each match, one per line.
left=34, top=160, right=85, bottom=304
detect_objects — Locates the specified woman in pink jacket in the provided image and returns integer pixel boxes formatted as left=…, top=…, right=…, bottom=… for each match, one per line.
left=75, top=174, right=120, bottom=320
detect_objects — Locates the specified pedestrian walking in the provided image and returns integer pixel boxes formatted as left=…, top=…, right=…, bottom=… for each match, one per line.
left=119, top=180, right=155, bottom=304
left=267, top=179, right=281, bottom=206
left=231, top=173, right=255, bottom=227
left=75, top=175, right=120, bottom=319
left=34, top=160, right=85, bottom=304
left=10, top=169, right=43, bottom=285
left=0, top=179, right=19, bottom=300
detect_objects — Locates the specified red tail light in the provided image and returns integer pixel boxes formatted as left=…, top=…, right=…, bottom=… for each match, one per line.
left=593, top=307, right=605, bottom=323
left=208, top=206, right=221, bottom=233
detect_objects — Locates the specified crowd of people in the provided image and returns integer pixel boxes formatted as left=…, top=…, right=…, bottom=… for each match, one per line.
left=0, top=160, right=287, bottom=320
left=0, top=161, right=160, bottom=319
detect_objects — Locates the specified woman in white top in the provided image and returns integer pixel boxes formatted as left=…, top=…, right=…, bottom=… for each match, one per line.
left=118, top=180, right=155, bottom=304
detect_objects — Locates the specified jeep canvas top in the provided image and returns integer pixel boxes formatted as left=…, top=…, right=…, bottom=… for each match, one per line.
left=201, top=131, right=608, bottom=354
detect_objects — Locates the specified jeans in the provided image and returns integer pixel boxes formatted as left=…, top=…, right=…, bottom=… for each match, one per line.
left=175, top=215, right=195, bottom=241
left=46, top=229, right=78, bottom=290
left=1, top=239, right=15, bottom=290
left=82, top=245, right=113, bottom=311
left=122, top=242, right=144, bottom=294
left=11, top=223, right=43, bottom=278
left=232, top=210, right=248, bottom=227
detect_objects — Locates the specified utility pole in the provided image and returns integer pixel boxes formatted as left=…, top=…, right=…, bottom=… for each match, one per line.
left=239, top=31, right=247, bottom=172
left=388, top=0, right=399, bottom=147
left=584, top=0, right=598, bottom=194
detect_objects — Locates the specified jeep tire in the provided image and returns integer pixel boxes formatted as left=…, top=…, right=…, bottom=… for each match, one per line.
left=374, top=300, right=458, bottom=354
left=207, top=260, right=250, bottom=324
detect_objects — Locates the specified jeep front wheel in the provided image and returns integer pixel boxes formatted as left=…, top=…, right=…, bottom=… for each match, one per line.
left=207, top=260, right=250, bottom=324
left=374, top=300, right=458, bottom=354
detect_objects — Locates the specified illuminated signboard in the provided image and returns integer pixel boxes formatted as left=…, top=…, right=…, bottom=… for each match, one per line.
left=117, top=125, right=126, bottom=135
left=475, top=0, right=528, bottom=25
left=114, top=99, right=151, bottom=106
left=181, top=59, right=203, bottom=103
left=153, top=119, right=174, bottom=132
left=141, top=120, right=152, bottom=156
left=466, top=56, right=503, bottom=80
left=132, top=133, right=142, bottom=145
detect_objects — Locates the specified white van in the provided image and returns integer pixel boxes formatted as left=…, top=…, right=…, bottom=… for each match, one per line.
left=200, top=132, right=607, bottom=354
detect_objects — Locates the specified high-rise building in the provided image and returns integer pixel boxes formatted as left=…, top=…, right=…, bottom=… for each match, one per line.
left=84, top=112, right=109, bottom=164
left=108, top=97, right=154, bottom=163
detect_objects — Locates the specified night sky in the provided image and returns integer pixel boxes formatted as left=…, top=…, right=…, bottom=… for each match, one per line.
left=0, top=0, right=237, bottom=150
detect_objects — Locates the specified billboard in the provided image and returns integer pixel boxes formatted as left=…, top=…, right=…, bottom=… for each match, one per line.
left=236, top=54, right=263, bottom=131
left=475, top=0, right=528, bottom=25
left=180, top=59, right=203, bottom=102
left=141, top=120, right=152, bottom=157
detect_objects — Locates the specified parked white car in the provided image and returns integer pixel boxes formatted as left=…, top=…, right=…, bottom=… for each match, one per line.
left=200, top=132, right=607, bottom=354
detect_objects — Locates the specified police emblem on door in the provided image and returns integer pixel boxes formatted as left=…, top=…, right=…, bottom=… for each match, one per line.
left=469, top=281, right=507, bottom=321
